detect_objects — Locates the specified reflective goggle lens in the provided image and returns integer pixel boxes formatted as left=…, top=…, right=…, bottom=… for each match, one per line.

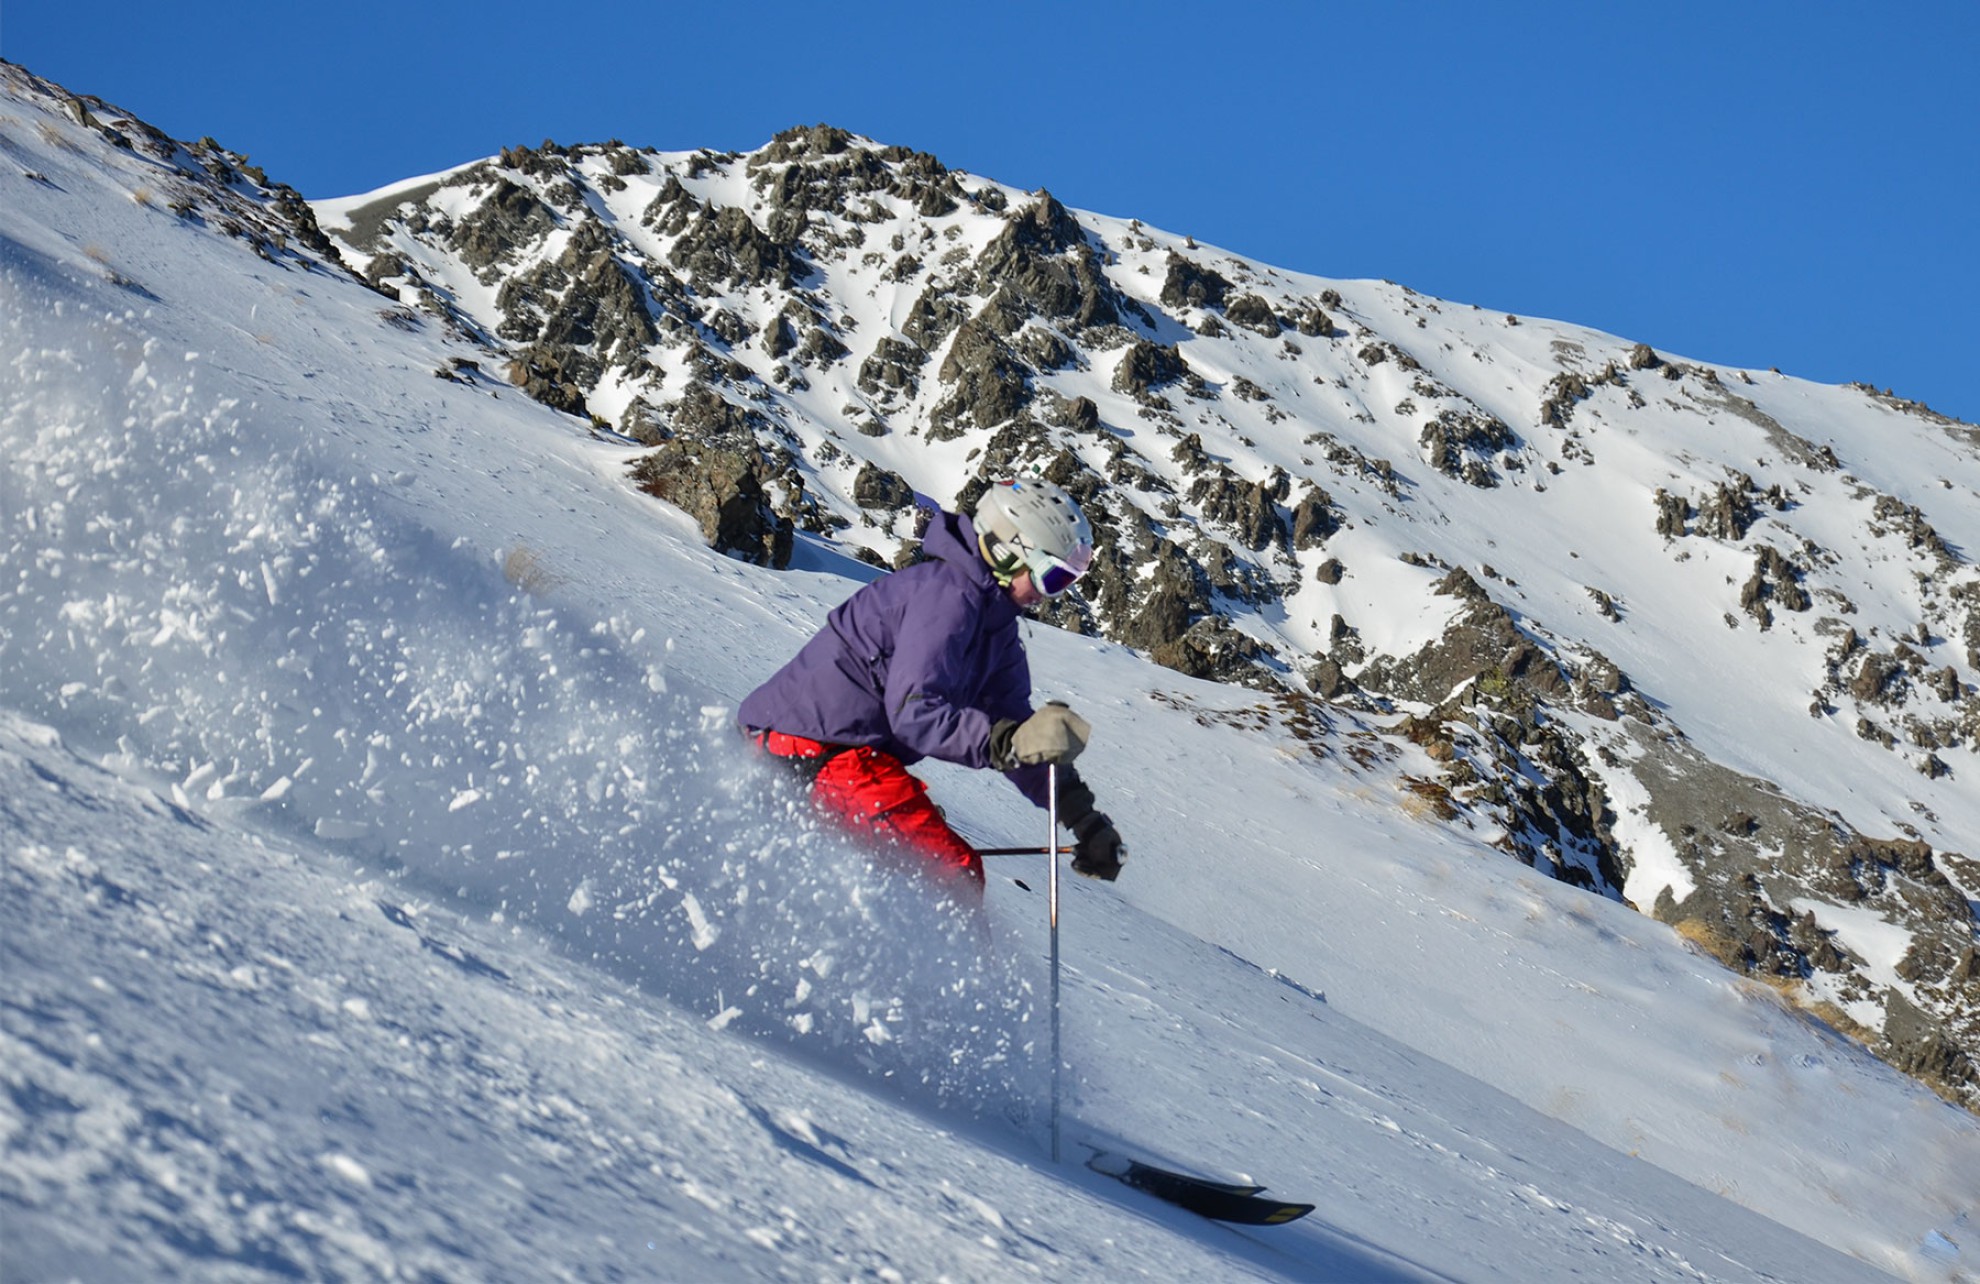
left=1030, top=545, right=1093, bottom=596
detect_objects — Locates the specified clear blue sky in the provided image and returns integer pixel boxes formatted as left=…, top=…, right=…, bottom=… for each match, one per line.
left=9, top=1, right=1977, bottom=422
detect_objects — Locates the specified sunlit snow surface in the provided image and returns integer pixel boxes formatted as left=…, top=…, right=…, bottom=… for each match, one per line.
left=3, top=68, right=1978, bottom=1281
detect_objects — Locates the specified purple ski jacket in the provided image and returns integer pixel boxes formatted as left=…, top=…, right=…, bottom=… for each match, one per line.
left=739, top=508, right=1053, bottom=808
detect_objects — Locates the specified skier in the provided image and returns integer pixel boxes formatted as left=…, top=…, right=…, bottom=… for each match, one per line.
left=738, top=478, right=1126, bottom=895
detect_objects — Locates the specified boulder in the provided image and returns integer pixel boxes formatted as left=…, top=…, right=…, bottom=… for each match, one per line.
left=628, top=439, right=792, bottom=568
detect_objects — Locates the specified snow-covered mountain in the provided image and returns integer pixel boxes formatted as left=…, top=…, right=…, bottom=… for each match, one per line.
left=310, top=119, right=1980, bottom=1115
left=3, top=61, right=1979, bottom=1281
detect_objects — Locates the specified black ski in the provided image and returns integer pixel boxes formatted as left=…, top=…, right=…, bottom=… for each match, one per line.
left=1085, top=1150, right=1313, bottom=1225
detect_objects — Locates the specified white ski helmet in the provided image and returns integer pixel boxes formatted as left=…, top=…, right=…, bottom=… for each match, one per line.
left=973, top=478, right=1095, bottom=596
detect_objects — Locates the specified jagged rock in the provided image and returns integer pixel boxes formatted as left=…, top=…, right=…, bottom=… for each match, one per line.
left=1009, top=190, right=1085, bottom=250
left=955, top=421, right=1059, bottom=494
left=1420, top=409, right=1516, bottom=487
left=756, top=123, right=856, bottom=165
left=976, top=286, right=1029, bottom=337
left=903, top=285, right=969, bottom=351
left=497, top=221, right=657, bottom=368
left=1845, top=835, right=1939, bottom=885
left=1883, top=991, right=1978, bottom=1102
left=1628, top=342, right=1662, bottom=370
left=663, top=382, right=761, bottom=445
left=798, top=323, right=849, bottom=367
left=856, top=337, right=928, bottom=396
left=669, top=206, right=800, bottom=289
left=1113, top=340, right=1189, bottom=399
left=763, top=315, right=798, bottom=360
left=604, top=144, right=649, bottom=177
left=751, top=132, right=969, bottom=219
left=1857, top=717, right=1897, bottom=748
left=1191, top=535, right=1282, bottom=607
left=1309, top=655, right=1353, bottom=698
left=640, top=176, right=701, bottom=236
left=1152, top=617, right=1274, bottom=685
left=851, top=462, right=914, bottom=511
left=1360, top=594, right=1569, bottom=709
left=1292, top=302, right=1337, bottom=338
left=454, top=178, right=559, bottom=275
left=1187, top=468, right=1285, bottom=553
left=1539, top=372, right=1591, bottom=428
left=930, top=318, right=1031, bottom=438
left=973, top=193, right=1121, bottom=331
left=1225, top=294, right=1282, bottom=337
left=497, top=141, right=571, bottom=179
left=1582, top=654, right=1628, bottom=695
left=1326, top=614, right=1365, bottom=665
left=618, top=397, right=669, bottom=445
left=1871, top=494, right=1955, bottom=564
left=1434, top=566, right=1491, bottom=602
left=1168, top=443, right=1289, bottom=555
left=1063, top=499, right=1210, bottom=664
left=364, top=251, right=410, bottom=293
left=1724, top=886, right=1807, bottom=975
left=1014, top=325, right=1075, bottom=372
left=628, top=439, right=793, bottom=568
left=1513, top=725, right=1623, bottom=889
left=1118, top=555, right=1197, bottom=650
left=504, top=344, right=592, bottom=418
left=1289, top=487, right=1340, bottom=550
left=1740, top=545, right=1812, bottom=628
left=1789, top=910, right=1850, bottom=971
left=1851, top=652, right=1908, bottom=705
left=1653, top=488, right=1691, bottom=538
left=1694, top=475, right=1761, bottom=540
left=1159, top=252, right=1230, bottom=311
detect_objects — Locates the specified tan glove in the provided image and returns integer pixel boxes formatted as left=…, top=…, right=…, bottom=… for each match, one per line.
left=988, top=702, right=1091, bottom=769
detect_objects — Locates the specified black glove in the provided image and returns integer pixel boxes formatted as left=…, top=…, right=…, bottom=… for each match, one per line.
left=1049, top=768, right=1123, bottom=880
left=1070, top=811, right=1125, bottom=881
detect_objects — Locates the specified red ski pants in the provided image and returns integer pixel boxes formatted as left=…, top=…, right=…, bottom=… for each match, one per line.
left=757, top=732, right=984, bottom=888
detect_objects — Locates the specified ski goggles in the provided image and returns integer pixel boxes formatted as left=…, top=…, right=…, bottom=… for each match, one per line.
left=989, top=539, right=1094, bottom=597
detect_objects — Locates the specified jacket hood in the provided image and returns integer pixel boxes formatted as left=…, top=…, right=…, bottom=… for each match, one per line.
left=919, top=508, right=998, bottom=590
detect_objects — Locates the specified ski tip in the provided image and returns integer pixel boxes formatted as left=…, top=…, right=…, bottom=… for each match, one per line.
left=1085, top=1150, right=1265, bottom=1196
left=1084, top=1149, right=1132, bottom=1179
left=1086, top=1150, right=1316, bottom=1222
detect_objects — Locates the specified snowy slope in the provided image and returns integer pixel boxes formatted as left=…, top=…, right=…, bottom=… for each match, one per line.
left=4, top=64, right=1979, bottom=1282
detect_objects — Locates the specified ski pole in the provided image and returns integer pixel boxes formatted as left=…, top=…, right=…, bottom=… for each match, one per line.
left=975, top=844, right=1072, bottom=856
left=1048, top=762, right=1062, bottom=1164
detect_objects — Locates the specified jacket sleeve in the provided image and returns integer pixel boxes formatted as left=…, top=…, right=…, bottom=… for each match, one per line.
left=883, top=582, right=999, bottom=767
left=1004, top=762, right=1054, bottom=810
left=976, top=638, right=1054, bottom=808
